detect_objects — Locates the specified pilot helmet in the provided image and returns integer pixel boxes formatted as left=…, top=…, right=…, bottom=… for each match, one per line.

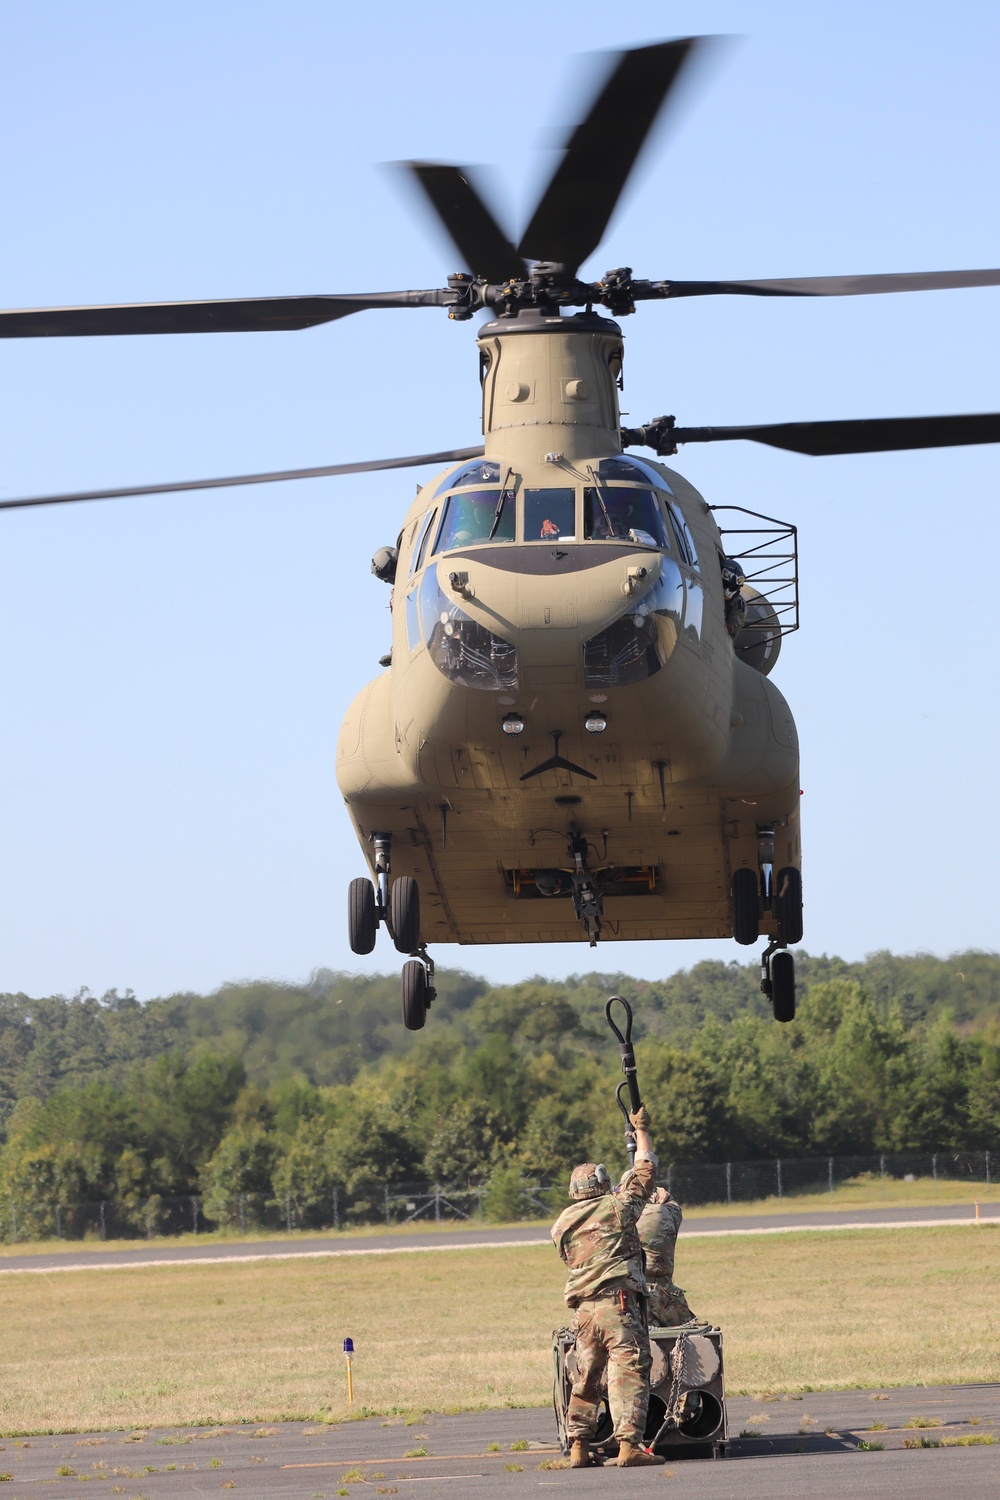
left=721, top=556, right=746, bottom=599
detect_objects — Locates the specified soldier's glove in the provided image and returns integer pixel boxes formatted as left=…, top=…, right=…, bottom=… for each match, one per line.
left=629, top=1105, right=651, bottom=1131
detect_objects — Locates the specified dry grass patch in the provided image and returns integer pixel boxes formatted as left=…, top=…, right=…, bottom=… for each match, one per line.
left=0, top=1224, right=997, bottom=1432
left=683, top=1174, right=1000, bottom=1218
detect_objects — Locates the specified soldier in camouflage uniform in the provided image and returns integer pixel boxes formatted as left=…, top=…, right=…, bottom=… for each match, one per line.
left=550, top=1106, right=664, bottom=1469
left=637, top=1186, right=697, bottom=1327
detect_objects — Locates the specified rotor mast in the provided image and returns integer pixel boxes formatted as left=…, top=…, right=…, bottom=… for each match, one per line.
left=477, top=310, right=625, bottom=469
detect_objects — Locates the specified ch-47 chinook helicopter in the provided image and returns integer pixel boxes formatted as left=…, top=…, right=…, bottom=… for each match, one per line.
left=4, top=38, right=1000, bottom=1030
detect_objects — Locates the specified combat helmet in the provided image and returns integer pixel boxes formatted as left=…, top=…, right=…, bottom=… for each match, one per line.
left=569, top=1162, right=611, bottom=1200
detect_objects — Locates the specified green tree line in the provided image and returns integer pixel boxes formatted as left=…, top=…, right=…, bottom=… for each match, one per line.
left=0, top=951, right=997, bottom=1236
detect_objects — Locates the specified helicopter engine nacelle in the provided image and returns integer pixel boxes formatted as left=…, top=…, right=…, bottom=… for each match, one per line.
left=734, top=584, right=782, bottom=676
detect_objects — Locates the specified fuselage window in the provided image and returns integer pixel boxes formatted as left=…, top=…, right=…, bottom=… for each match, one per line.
left=433, top=488, right=515, bottom=553
left=523, top=487, right=576, bottom=541
left=584, top=487, right=670, bottom=548
left=405, top=586, right=420, bottom=653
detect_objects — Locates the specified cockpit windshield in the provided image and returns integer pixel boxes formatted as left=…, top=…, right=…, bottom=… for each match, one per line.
left=432, top=459, right=500, bottom=499
left=584, top=488, right=670, bottom=548
left=433, top=489, right=515, bottom=552
left=523, top=487, right=576, bottom=541
left=597, top=455, right=673, bottom=490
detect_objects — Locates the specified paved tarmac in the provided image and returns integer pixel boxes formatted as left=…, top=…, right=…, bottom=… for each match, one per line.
left=0, top=1201, right=996, bottom=1274
left=1, top=1384, right=997, bottom=1497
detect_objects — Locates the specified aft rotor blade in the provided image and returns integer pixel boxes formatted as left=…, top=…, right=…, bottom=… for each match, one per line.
left=0, top=289, right=451, bottom=338
left=405, top=163, right=527, bottom=282
left=672, top=413, right=1000, bottom=456
left=0, top=445, right=485, bottom=511
left=518, top=38, right=702, bottom=276
left=657, top=268, right=1000, bottom=299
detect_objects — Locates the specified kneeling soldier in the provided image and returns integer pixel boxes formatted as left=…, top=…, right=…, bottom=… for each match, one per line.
left=550, top=1105, right=664, bottom=1469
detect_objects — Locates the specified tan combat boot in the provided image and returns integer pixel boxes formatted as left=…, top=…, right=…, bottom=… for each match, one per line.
left=569, top=1439, right=596, bottom=1467
left=616, top=1441, right=665, bottom=1467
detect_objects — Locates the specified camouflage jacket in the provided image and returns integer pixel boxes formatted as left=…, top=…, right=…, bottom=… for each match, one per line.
left=637, top=1187, right=683, bottom=1282
left=550, top=1156, right=657, bottom=1306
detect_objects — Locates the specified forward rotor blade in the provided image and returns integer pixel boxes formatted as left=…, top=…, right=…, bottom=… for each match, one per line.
left=659, top=268, right=1000, bottom=299
left=0, top=289, right=451, bottom=339
left=0, top=445, right=485, bottom=511
left=672, top=412, right=1000, bottom=456
left=518, top=38, right=701, bottom=276
left=405, top=163, right=527, bottom=282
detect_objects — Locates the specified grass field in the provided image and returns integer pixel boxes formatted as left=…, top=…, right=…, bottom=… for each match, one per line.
left=0, top=1174, right=995, bottom=1260
left=1, top=1223, right=997, bottom=1434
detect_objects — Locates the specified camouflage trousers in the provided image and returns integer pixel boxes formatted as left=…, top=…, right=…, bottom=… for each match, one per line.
left=567, top=1289, right=651, bottom=1445
left=646, top=1277, right=696, bottom=1328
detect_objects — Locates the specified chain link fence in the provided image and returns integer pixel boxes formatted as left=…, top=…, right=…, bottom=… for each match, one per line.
left=1, top=1148, right=994, bottom=1244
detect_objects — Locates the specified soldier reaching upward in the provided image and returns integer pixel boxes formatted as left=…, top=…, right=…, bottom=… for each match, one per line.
left=550, top=1105, right=664, bottom=1469
left=637, top=1186, right=698, bottom=1327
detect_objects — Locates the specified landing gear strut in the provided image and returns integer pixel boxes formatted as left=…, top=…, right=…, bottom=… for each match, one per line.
left=760, top=938, right=796, bottom=1023
left=346, top=832, right=436, bottom=1029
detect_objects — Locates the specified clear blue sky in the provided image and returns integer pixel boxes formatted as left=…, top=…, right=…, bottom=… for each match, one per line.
left=1, top=0, right=998, bottom=1000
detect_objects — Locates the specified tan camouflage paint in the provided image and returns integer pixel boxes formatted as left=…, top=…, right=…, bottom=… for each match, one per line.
left=337, top=315, right=801, bottom=949
left=567, top=1290, right=652, bottom=1445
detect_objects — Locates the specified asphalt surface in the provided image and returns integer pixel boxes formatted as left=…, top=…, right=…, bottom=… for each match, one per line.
left=0, top=1201, right=996, bottom=1274
left=2, top=1384, right=997, bottom=1497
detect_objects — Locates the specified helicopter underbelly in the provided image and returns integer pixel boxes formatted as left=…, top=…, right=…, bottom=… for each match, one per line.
left=336, top=656, right=800, bottom=947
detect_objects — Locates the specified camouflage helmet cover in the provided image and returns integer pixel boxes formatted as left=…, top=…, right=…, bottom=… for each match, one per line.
left=569, top=1162, right=612, bottom=1200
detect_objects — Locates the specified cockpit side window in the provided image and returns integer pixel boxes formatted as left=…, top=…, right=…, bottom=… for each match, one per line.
left=584, top=487, right=670, bottom=548
left=432, top=488, right=515, bottom=553
left=523, top=487, right=576, bottom=541
left=666, top=501, right=699, bottom=569
left=409, top=510, right=436, bottom=577
left=414, top=510, right=438, bottom=573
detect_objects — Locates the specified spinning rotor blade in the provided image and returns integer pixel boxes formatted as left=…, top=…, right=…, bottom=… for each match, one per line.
left=0, top=290, right=451, bottom=339
left=0, top=445, right=485, bottom=511
left=518, top=37, right=701, bottom=276
left=658, top=268, right=1000, bottom=299
left=405, top=163, right=527, bottom=282
left=672, top=412, right=1000, bottom=456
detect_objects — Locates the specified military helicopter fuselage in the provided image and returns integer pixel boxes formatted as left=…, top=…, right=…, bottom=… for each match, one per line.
left=6, top=35, right=998, bottom=1030
left=338, top=310, right=800, bottom=969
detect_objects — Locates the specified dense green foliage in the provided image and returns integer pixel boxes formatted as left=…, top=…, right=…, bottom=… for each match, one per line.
left=0, top=950, right=997, bottom=1234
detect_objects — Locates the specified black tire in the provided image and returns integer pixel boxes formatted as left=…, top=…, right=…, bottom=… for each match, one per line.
left=775, top=865, right=803, bottom=945
left=771, top=950, right=796, bottom=1022
left=390, top=876, right=420, bottom=954
left=401, top=960, right=428, bottom=1030
left=731, top=867, right=759, bottom=945
left=347, top=877, right=377, bottom=955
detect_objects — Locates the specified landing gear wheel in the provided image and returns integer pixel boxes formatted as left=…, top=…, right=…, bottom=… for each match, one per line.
left=771, top=950, right=796, bottom=1022
left=401, top=960, right=428, bottom=1030
left=731, top=868, right=760, bottom=945
left=347, top=877, right=377, bottom=955
left=390, top=876, right=421, bottom=954
left=775, top=866, right=803, bottom=945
